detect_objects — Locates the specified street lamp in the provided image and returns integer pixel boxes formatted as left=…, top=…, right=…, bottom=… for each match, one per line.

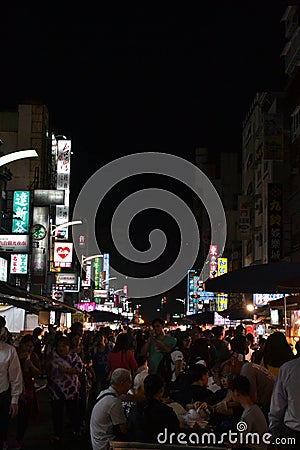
left=50, top=220, right=83, bottom=237
left=113, top=289, right=124, bottom=295
left=82, top=254, right=103, bottom=264
left=0, top=149, right=38, bottom=167
left=176, top=298, right=186, bottom=315
left=80, top=254, right=103, bottom=285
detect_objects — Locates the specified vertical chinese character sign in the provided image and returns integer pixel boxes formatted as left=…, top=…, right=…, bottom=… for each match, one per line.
left=267, top=184, right=283, bottom=262
left=12, top=191, right=30, bottom=233
left=217, top=257, right=228, bottom=311
left=209, top=245, right=218, bottom=278
left=10, top=254, right=28, bottom=274
left=56, top=140, right=71, bottom=239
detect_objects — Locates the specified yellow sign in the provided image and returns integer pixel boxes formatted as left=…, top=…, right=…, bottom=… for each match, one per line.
left=218, top=258, right=228, bottom=276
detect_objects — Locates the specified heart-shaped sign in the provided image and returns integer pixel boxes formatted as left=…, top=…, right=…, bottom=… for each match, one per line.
left=56, top=247, right=70, bottom=259
left=53, top=291, right=63, bottom=300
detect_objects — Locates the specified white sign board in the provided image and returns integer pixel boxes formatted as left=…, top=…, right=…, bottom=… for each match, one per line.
left=10, top=254, right=28, bottom=274
left=55, top=273, right=77, bottom=285
left=54, top=242, right=73, bottom=268
left=0, top=257, right=8, bottom=281
left=0, top=235, right=29, bottom=253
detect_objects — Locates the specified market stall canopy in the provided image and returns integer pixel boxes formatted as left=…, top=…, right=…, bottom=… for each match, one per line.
left=185, top=311, right=214, bottom=324
left=277, top=276, right=300, bottom=291
left=204, top=262, right=300, bottom=294
left=0, top=281, right=86, bottom=316
left=88, top=309, right=128, bottom=323
left=217, top=305, right=269, bottom=321
left=267, top=295, right=300, bottom=310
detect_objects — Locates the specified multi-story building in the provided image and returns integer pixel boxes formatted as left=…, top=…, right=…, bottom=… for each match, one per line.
left=241, top=5, right=300, bottom=267
left=241, top=91, right=287, bottom=266
left=281, top=5, right=300, bottom=261
left=194, top=147, right=242, bottom=273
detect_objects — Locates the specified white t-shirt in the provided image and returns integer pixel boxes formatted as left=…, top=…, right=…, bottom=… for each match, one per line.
left=170, top=349, right=184, bottom=382
left=90, top=387, right=126, bottom=450
left=241, top=404, right=268, bottom=450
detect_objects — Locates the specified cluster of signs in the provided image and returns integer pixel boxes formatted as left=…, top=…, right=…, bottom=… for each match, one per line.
left=187, top=253, right=228, bottom=316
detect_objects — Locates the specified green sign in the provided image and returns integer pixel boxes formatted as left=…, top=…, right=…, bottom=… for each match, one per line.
left=12, top=191, right=30, bottom=233
left=93, top=257, right=101, bottom=290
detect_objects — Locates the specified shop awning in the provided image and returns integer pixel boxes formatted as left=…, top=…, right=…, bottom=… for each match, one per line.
left=204, top=261, right=300, bottom=294
left=0, top=281, right=86, bottom=316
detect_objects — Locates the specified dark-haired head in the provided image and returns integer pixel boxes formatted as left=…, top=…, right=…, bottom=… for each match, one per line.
left=263, top=331, right=294, bottom=368
left=112, top=333, right=129, bottom=353
left=231, top=335, right=247, bottom=355
left=144, top=374, right=165, bottom=399
left=151, top=317, right=165, bottom=327
left=230, top=375, right=250, bottom=397
left=188, top=363, right=209, bottom=384
left=54, top=335, right=71, bottom=349
left=19, top=334, right=35, bottom=346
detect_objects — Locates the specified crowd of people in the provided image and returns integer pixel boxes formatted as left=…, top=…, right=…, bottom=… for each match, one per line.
left=0, top=315, right=300, bottom=450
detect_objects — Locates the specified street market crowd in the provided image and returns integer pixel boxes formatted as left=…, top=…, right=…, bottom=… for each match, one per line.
left=0, top=315, right=300, bottom=450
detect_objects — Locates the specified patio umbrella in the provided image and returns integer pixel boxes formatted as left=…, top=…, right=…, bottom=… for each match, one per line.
left=204, top=261, right=300, bottom=294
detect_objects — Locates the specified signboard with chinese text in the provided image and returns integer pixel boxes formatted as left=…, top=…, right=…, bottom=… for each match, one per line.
left=76, top=302, right=96, bottom=312
left=93, top=289, right=108, bottom=298
left=31, top=206, right=49, bottom=284
left=253, top=292, right=286, bottom=307
left=54, top=242, right=73, bottom=268
left=55, top=273, right=77, bottom=285
left=56, top=140, right=71, bottom=238
left=209, top=244, right=218, bottom=278
left=267, top=184, right=283, bottom=262
left=12, top=191, right=30, bottom=233
left=238, top=196, right=251, bottom=239
left=0, top=257, right=8, bottom=281
left=217, top=257, right=228, bottom=311
left=217, top=258, right=228, bottom=276
left=10, top=254, right=28, bottom=274
left=103, top=252, right=110, bottom=288
left=82, top=262, right=91, bottom=287
left=264, top=113, right=284, bottom=161
left=0, top=235, right=29, bottom=253
left=92, top=257, right=101, bottom=290
left=187, top=270, right=205, bottom=315
left=216, top=294, right=228, bottom=311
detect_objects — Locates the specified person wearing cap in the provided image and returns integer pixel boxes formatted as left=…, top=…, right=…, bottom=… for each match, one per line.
left=0, top=316, right=23, bottom=450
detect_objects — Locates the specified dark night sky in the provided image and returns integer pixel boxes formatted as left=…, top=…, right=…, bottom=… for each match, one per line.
left=0, top=1, right=292, bottom=319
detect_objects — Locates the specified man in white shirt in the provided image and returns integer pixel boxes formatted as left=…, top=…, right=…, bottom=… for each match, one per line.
left=269, top=357, right=300, bottom=446
left=90, top=368, right=132, bottom=450
left=0, top=316, right=23, bottom=449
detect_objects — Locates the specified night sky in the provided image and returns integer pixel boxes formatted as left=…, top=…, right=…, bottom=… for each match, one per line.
left=0, top=1, right=291, bottom=319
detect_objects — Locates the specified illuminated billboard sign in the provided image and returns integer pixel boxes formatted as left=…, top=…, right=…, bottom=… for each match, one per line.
left=10, top=254, right=28, bottom=274
left=56, top=140, right=71, bottom=239
left=0, top=257, right=8, bottom=281
left=54, top=242, right=73, bottom=268
left=0, top=235, right=29, bottom=253
left=12, top=191, right=30, bottom=233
